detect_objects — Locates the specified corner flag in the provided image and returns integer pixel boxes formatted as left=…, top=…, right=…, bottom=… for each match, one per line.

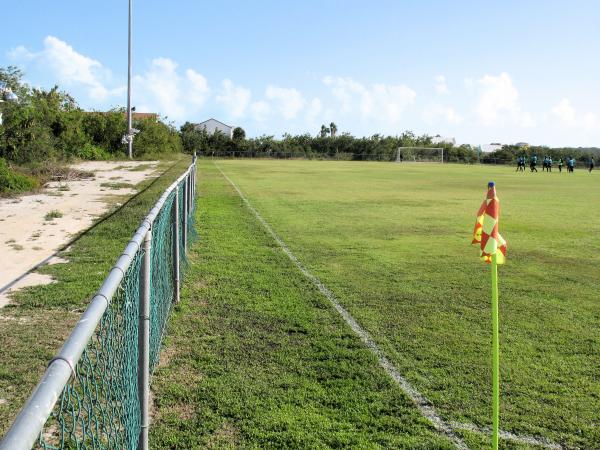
left=472, top=181, right=507, bottom=450
left=472, top=182, right=507, bottom=264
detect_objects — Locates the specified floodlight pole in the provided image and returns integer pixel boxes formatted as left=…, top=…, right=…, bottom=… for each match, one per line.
left=126, top=0, right=133, bottom=159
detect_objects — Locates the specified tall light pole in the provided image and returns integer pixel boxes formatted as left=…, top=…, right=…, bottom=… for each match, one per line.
left=126, top=0, right=133, bottom=159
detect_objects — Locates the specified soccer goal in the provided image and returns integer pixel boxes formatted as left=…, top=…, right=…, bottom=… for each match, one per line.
left=395, top=147, right=444, bottom=163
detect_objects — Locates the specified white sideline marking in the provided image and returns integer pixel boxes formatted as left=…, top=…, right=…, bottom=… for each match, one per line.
left=450, top=422, right=563, bottom=449
left=215, top=162, right=564, bottom=450
left=214, top=163, right=467, bottom=449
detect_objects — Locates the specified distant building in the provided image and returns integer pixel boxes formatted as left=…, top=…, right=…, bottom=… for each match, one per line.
left=431, top=134, right=456, bottom=145
left=84, top=111, right=158, bottom=122
left=515, top=142, right=529, bottom=148
left=194, top=118, right=233, bottom=138
left=130, top=112, right=158, bottom=121
left=480, top=143, right=503, bottom=153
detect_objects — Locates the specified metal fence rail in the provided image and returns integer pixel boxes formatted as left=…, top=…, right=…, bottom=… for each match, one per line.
left=0, top=155, right=198, bottom=450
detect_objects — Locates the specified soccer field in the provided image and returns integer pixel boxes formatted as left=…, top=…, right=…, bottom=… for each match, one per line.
left=204, top=160, right=598, bottom=448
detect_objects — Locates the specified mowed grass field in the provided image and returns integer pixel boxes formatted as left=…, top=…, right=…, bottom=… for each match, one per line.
left=153, top=160, right=597, bottom=448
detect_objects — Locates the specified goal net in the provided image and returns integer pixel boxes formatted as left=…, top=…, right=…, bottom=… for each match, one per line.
left=395, top=147, right=444, bottom=163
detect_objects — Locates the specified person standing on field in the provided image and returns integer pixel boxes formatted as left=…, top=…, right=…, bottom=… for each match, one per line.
left=530, top=154, right=538, bottom=172
left=558, top=157, right=564, bottom=172
left=567, top=157, right=575, bottom=173
left=516, top=156, right=522, bottom=171
left=548, top=157, right=552, bottom=172
left=589, top=156, right=595, bottom=172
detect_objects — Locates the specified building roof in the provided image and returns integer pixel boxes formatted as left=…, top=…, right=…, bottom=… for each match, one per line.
left=196, top=118, right=233, bottom=128
left=84, top=111, right=158, bottom=121
left=131, top=112, right=158, bottom=121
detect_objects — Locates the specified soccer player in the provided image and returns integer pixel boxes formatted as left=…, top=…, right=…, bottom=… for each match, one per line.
left=530, top=154, right=538, bottom=172
left=548, top=156, right=552, bottom=172
left=567, top=156, right=575, bottom=173
left=558, top=157, right=564, bottom=172
left=590, top=156, right=595, bottom=172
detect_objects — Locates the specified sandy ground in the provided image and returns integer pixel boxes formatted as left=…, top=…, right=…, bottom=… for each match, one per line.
left=0, top=161, right=159, bottom=308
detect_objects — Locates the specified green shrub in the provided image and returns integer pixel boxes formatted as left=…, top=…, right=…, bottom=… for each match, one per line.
left=132, top=118, right=182, bottom=158
left=76, top=142, right=111, bottom=160
left=44, top=210, right=63, bottom=221
left=0, top=157, right=39, bottom=194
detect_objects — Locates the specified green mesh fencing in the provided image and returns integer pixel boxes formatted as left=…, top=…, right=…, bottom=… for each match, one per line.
left=149, top=192, right=175, bottom=371
left=29, top=166, right=196, bottom=450
left=188, top=177, right=198, bottom=243
left=38, top=249, right=143, bottom=450
left=178, top=182, right=188, bottom=272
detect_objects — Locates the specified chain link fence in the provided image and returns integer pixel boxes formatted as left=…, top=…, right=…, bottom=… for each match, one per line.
left=1, top=157, right=197, bottom=450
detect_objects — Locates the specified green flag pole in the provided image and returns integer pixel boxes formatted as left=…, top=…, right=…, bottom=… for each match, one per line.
left=491, top=252, right=500, bottom=449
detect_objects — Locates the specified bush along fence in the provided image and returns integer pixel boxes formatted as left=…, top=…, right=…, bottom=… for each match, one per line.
left=0, top=155, right=198, bottom=450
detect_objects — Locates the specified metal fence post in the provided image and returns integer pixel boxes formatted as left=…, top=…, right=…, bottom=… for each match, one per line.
left=183, top=177, right=188, bottom=254
left=138, top=229, right=151, bottom=450
left=192, top=152, right=197, bottom=208
left=188, top=169, right=193, bottom=213
left=173, top=189, right=180, bottom=303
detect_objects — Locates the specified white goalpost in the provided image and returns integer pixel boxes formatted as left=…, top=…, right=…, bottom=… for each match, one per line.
left=395, top=147, right=444, bottom=163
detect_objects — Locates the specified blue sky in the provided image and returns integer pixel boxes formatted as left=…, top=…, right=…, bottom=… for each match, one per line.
left=2, top=0, right=600, bottom=146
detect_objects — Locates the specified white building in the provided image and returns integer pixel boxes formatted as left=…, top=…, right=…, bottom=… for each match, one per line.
left=431, top=135, right=456, bottom=145
left=480, top=143, right=503, bottom=153
left=194, top=118, right=234, bottom=138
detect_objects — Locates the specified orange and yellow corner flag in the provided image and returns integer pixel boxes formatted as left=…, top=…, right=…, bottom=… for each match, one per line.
left=472, top=182, right=507, bottom=264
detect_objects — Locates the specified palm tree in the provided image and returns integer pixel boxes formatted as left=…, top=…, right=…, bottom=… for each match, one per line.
left=320, top=124, right=330, bottom=138
left=329, top=122, right=337, bottom=138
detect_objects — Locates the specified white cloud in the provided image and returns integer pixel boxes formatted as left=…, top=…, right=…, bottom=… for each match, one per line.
left=550, top=98, right=599, bottom=132
left=133, top=59, right=214, bottom=121
left=423, top=103, right=462, bottom=124
left=265, top=86, right=306, bottom=119
left=475, top=72, right=534, bottom=128
left=10, top=36, right=123, bottom=101
left=8, top=45, right=36, bottom=61
left=582, top=112, right=599, bottom=131
left=186, top=69, right=210, bottom=108
left=249, top=101, right=271, bottom=121
left=133, top=57, right=184, bottom=120
left=216, top=79, right=251, bottom=118
left=305, top=97, right=322, bottom=123
left=323, top=76, right=416, bottom=122
left=550, top=98, right=576, bottom=126
left=434, top=75, right=449, bottom=95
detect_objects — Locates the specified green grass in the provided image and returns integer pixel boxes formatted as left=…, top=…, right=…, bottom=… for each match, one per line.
left=99, top=181, right=136, bottom=190
left=0, top=156, right=190, bottom=435
left=128, top=163, right=156, bottom=172
left=198, top=159, right=599, bottom=449
left=150, top=163, right=452, bottom=448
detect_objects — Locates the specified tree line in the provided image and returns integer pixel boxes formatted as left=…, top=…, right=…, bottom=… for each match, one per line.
left=2, top=64, right=597, bottom=194
left=180, top=123, right=477, bottom=162
left=0, top=66, right=181, bottom=166
left=181, top=122, right=599, bottom=164
left=0, top=66, right=181, bottom=193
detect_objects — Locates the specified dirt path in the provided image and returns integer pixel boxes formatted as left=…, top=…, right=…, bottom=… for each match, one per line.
left=0, top=160, right=159, bottom=306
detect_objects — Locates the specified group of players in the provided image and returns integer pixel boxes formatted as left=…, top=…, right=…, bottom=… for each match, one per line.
left=515, top=155, right=595, bottom=173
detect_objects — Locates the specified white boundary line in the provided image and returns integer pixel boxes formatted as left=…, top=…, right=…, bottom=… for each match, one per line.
left=214, top=162, right=467, bottom=449
left=450, top=422, right=562, bottom=449
left=214, top=162, right=565, bottom=450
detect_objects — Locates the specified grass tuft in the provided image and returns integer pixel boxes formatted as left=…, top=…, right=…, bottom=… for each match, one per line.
left=44, top=210, right=63, bottom=221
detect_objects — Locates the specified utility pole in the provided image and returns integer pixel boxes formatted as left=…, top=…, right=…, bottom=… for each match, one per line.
left=126, top=0, right=133, bottom=159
